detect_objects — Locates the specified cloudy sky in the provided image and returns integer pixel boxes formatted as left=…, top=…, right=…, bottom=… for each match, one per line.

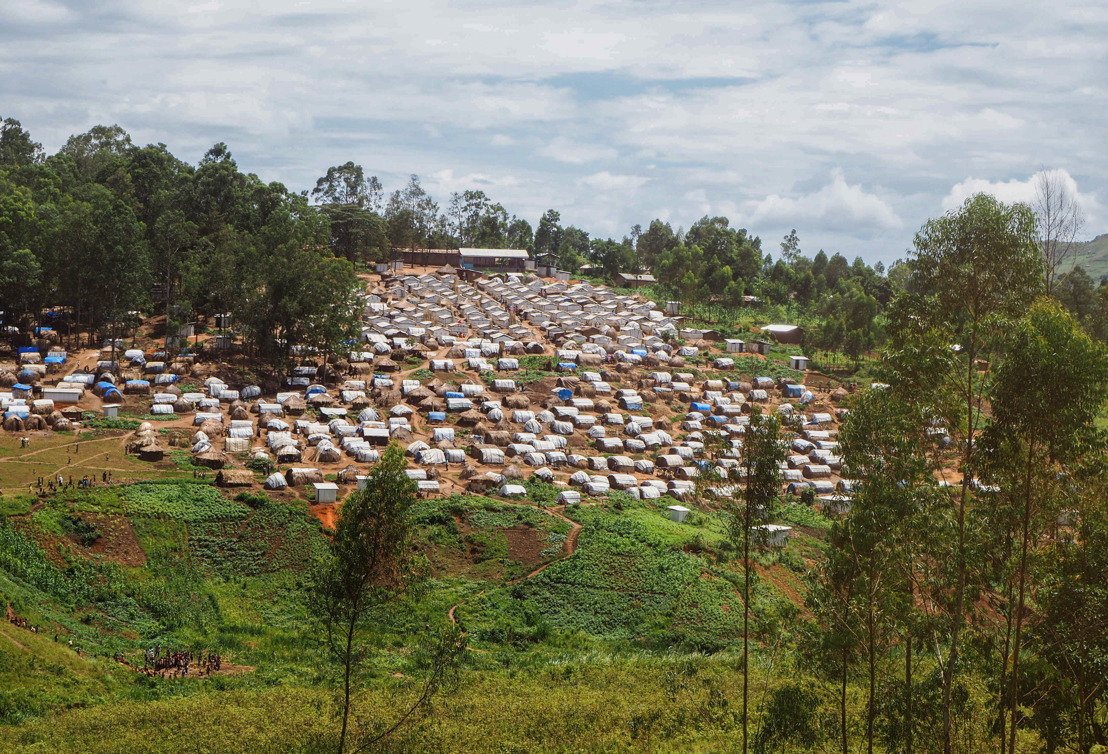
left=2, top=0, right=1106, bottom=264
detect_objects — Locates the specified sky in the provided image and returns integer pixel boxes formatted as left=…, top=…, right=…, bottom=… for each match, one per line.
left=1, top=0, right=1106, bottom=265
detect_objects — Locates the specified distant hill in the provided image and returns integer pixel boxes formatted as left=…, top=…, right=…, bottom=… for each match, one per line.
left=1066, top=234, right=1108, bottom=281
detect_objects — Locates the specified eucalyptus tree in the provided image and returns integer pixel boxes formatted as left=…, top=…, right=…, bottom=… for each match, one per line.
left=897, top=193, right=1042, bottom=753
left=979, top=299, right=1108, bottom=750
left=309, top=444, right=422, bottom=754
left=728, top=408, right=785, bottom=754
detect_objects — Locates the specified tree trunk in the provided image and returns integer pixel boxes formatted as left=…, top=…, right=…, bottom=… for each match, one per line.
left=943, top=341, right=979, bottom=754
left=1007, top=443, right=1037, bottom=754
left=841, top=645, right=849, bottom=754
left=339, top=610, right=357, bottom=754
left=743, top=512, right=750, bottom=754
left=867, top=588, right=876, bottom=754
left=906, top=582, right=913, bottom=754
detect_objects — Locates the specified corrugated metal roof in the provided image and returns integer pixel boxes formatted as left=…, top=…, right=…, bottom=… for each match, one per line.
left=459, top=248, right=530, bottom=260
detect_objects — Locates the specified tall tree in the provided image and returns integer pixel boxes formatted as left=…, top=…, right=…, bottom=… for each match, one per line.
left=980, top=299, right=1108, bottom=750
left=312, top=162, right=383, bottom=210
left=1034, top=169, right=1084, bottom=294
left=900, top=193, right=1043, bottom=753
left=533, top=209, right=562, bottom=259
left=309, top=444, right=422, bottom=754
left=728, top=408, right=785, bottom=754
left=0, top=118, right=43, bottom=168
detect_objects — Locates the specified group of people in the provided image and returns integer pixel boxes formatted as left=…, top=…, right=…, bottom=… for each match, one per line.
left=7, top=610, right=39, bottom=634
left=28, top=470, right=112, bottom=495
left=138, top=645, right=223, bottom=679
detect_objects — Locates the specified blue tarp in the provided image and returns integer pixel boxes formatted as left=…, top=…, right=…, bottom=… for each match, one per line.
left=125, top=380, right=150, bottom=387
left=708, top=415, right=727, bottom=424
left=622, top=401, right=642, bottom=411
left=556, top=388, right=573, bottom=402
left=690, top=402, right=712, bottom=413
left=631, top=349, right=647, bottom=357
left=783, top=384, right=805, bottom=398
left=44, top=356, right=65, bottom=364
left=444, top=391, right=464, bottom=399
left=305, top=385, right=327, bottom=397
left=5, top=408, right=30, bottom=419
left=558, top=362, right=577, bottom=370
left=18, top=347, right=38, bottom=354
left=12, top=383, right=32, bottom=392
left=34, top=327, right=52, bottom=333
left=427, top=412, right=446, bottom=423
left=102, top=388, right=122, bottom=400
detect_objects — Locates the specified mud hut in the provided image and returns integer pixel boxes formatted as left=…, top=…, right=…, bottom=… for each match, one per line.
left=138, top=444, right=166, bottom=462
left=286, top=467, right=325, bottom=486
left=504, top=394, right=530, bottom=409
left=194, top=451, right=228, bottom=469
left=216, top=469, right=253, bottom=487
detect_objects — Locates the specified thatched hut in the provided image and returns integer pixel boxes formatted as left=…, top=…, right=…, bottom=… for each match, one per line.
left=216, top=469, right=253, bottom=487
left=502, top=464, right=524, bottom=480
left=53, top=418, right=73, bottom=432
left=375, top=357, right=397, bottom=373
left=194, top=451, right=228, bottom=469
left=830, top=387, right=849, bottom=404
left=23, top=415, right=46, bottom=431
left=418, top=396, right=443, bottom=412
left=456, top=409, right=484, bottom=427
left=286, top=467, right=325, bottom=486
left=230, top=405, right=251, bottom=421
left=504, top=394, right=530, bottom=409
left=283, top=397, right=307, bottom=415
left=407, top=386, right=434, bottom=402
left=138, top=444, right=166, bottom=462
left=390, top=426, right=413, bottom=443
left=3, top=416, right=24, bottom=432
left=486, top=431, right=512, bottom=447
left=0, top=371, right=17, bottom=388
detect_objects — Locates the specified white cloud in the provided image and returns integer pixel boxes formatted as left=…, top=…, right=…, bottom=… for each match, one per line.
left=538, top=137, right=617, bottom=165
left=577, top=172, right=649, bottom=191
left=942, top=168, right=1101, bottom=229
left=747, top=170, right=902, bottom=232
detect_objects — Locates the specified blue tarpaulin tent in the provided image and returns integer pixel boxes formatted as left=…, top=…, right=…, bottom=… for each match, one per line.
left=690, top=402, right=712, bottom=413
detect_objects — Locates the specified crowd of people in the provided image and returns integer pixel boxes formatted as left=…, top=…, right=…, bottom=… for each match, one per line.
left=136, top=645, right=223, bottom=678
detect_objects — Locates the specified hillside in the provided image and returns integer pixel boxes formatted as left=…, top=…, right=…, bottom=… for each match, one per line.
left=1066, top=233, right=1108, bottom=280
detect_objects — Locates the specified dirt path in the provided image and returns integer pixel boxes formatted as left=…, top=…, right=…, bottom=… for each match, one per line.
left=0, top=625, right=27, bottom=650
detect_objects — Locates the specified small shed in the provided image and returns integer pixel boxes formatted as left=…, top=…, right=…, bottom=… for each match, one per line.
left=668, top=505, right=691, bottom=523
left=314, top=482, right=339, bottom=504
left=754, top=524, right=792, bottom=547
left=789, top=355, right=810, bottom=371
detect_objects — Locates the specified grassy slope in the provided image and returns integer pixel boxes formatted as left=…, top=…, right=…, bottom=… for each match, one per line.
left=1066, top=233, right=1108, bottom=280
left=0, top=482, right=861, bottom=751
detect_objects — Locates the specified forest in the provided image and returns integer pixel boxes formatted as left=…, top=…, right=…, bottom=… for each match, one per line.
left=3, top=116, right=1108, bottom=753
